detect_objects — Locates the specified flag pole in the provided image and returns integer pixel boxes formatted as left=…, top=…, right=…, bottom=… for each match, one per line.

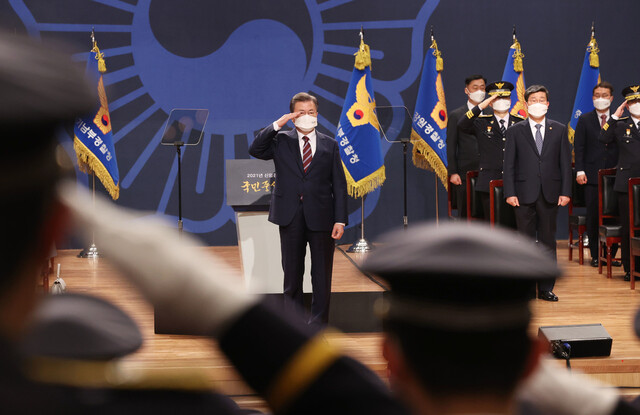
left=78, top=172, right=100, bottom=258
left=435, top=175, right=440, bottom=225
left=347, top=197, right=372, bottom=252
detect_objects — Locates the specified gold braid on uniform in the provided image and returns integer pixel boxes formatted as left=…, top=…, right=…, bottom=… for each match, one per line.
left=265, top=331, right=341, bottom=412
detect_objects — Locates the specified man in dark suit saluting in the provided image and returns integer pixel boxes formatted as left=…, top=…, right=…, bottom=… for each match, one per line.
left=574, top=82, right=619, bottom=267
left=503, top=85, right=572, bottom=301
left=250, top=92, right=348, bottom=325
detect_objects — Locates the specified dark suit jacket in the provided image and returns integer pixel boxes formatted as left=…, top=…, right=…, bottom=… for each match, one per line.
left=249, top=124, right=348, bottom=231
left=503, top=118, right=572, bottom=204
left=599, top=115, right=640, bottom=193
left=574, top=109, right=618, bottom=185
left=458, top=105, right=525, bottom=192
left=447, top=104, right=492, bottom=176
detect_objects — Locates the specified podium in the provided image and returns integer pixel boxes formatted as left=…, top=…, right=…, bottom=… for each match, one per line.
left=227, top=158, right=312, bottom=294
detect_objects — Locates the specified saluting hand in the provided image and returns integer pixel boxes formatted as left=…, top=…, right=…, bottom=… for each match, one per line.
left=276, top=112, right=302, bottom=129
left=613, top=101, right=628, bottom=119
left=478, top=94, right=498, bottom=111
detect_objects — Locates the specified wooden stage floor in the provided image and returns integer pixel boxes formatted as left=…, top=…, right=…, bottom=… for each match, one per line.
left=46, top=241, right=640, bottom=410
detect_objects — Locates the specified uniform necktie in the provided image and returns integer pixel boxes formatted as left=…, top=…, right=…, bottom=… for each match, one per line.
left=601, top=114, right=607, bottom=128
left=499, top=119, right=506, bottom=135
left=535, top=124, right=543, bottom=154
left=637, top=121, right=640, bottom=132
left=302, top=136, right=312, bottom=173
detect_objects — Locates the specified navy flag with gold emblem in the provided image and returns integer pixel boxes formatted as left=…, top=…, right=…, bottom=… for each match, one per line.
left=501, top=28, right=527, bottom=118
left=568, top=27, right=601, bottom=145
left=411, top=34, right=448, bottom=189
left=336, top=34, right=385, bottom=198
left=74, top=32, right=119, bottom=200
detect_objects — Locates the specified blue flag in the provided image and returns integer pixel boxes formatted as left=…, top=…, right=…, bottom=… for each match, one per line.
left=410, top=37, right=448, bottom=189
left=568, top=35, right=601, bottom=144
left=336, top=39, right=385, bottom=198
left=74, top=38, right=119, bottom=200
left=501, top=37, right=527, bottom=118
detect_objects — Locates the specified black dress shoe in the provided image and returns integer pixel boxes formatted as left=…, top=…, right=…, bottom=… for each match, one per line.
left=590, top=258, right=598, bottom=267
left=624, top=272, right=631, bottom=281
left=612, top=260, right=622, bottom=267
left=538, top=291, right=559, bottom=301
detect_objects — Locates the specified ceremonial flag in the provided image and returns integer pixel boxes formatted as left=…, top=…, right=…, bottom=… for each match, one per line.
left=568, top=30, right=601, bottom=144
left=74, top=32, right=119, bottom=200
left=410, top=35, right=448, bottom=189
left=502, top=30, right=527, bottom=118
left=336, top=35, right=385, bottom=198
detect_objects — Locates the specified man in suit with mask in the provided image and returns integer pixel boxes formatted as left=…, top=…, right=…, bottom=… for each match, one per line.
left=503, top=85, right=572, bottom=301
left=599, top=85, right=640, bottom=281
left=250, top=93, right=348, bottom=326
left=458, top=81, right=525, bottom=221
left=447, top=75, right=490, bottom=218
left=574, top=81, right=619, bottom=267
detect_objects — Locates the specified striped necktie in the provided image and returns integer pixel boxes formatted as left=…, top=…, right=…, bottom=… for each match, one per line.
left=302, top=136, right=312, bottom=173
left=535, top=124, right=543, bottom=154
left=499, top=119, right=506, bottom=135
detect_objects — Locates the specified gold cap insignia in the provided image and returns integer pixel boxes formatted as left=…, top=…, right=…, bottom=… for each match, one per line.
left=632, top=86, right=640, bottom=93
left=495, top=82, right=504, bottom=89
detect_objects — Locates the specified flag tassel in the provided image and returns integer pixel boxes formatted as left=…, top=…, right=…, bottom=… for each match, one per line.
left=74, top=137, right=119, bottom=200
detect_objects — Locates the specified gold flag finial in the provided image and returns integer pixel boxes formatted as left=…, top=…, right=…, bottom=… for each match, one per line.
left=511, top=26, right=524, bottom=73
left=354, top=27, right=371, bottom=70
left=91, top=28, right=107, bottom=73
left=588, top=22, right=599, bottom=68
left=430, top=27, right=443, bottom=72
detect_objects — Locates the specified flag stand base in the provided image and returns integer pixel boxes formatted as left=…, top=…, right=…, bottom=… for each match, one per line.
left=77, top=243, right=99, bottom=258
left=347, top=238, right=372, bottom=253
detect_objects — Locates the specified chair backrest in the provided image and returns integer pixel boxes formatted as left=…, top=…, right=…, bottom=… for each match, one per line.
left=598, top=168, right=618, bottom=224
left=489, top=180, right=517, bottom=228
left=466, top=170, right=482, bottom=220
left=571, top=169, right=586, bottom=209
left=447, top=175, right=457, bottom=218
left=629, top=177, right=640, bottom=234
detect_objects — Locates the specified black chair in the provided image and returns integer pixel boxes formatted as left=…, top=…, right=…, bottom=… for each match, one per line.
left=465, top=170, right=482, bottom=221
left=568, top=169, right=587, bottom=264
left=489, top=180, right=517, bottom=229
left=447, top=175, right=458, bottom=220
left=598, top=168, right=622, bottom=279
left=628, top=177, right=640, bottom=289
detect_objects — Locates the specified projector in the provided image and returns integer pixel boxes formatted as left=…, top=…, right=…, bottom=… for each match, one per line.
left=538, top=324, right=612, bottom=358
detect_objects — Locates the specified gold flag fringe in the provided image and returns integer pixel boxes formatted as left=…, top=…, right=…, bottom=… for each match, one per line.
left=342, top=164, right=385, bottom=198
left=411, top=131, right=448, bottom=190
left=354, top=39, right=372, bottom=70
left=74, top=136, right=120, bottom=200
left=511, top=40, right=524, bottom=73
left=588, top=37, right=599, bottom=68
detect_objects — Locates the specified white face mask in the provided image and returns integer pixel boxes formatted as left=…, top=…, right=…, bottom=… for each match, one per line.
left=294, top=114, right=317, bottom=132
left=468, top=90, right=485, bottom=103
left=629, top=102, right=640, bottom=117
left=593, top=98, right=611, bottom=111
left=527, top=103, right=548, bottom=118
left=492, top=98, right=511, bottom=112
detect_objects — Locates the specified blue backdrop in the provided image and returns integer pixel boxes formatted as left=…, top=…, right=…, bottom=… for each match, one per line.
left=3, top=0, right=640, bottom=246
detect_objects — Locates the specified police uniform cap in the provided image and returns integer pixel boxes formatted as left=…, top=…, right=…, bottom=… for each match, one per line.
left=22, top=293, right=143, bottom=360
left=362, top=222, right=560, bottom=331
left=486, top=81, right=514, bottom=97
left=621, top=85, right=640, bottom=102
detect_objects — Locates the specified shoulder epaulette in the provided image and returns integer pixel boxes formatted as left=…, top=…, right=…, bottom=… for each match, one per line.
left=619, top=116, right=629, bottom=120
left=511, top=114, right=526, bottom=120
left=478, top=114, right=493, bottom=118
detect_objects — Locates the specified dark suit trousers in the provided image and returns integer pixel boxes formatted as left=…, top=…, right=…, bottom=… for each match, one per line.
left=586, top=184, right=617, bottom=260
left=455, top=183, right=467, bottom=218
left=514, top=193, right=557, bottom=292
left=279, top=202, right=334, bottom=326
left=480, top=191, right=490, bottom=222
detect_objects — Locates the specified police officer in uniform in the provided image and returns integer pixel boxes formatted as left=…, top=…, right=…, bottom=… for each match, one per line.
left=599, top=85, right=640, bottom=281
left=362, top=222, right=639, bottom=415
left=458, top=81, right=525, bottom=222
